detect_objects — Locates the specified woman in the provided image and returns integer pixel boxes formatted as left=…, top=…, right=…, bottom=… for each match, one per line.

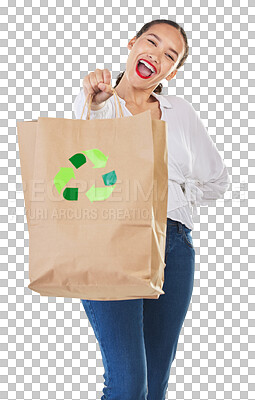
left=73, top=19, right=230, bottom=400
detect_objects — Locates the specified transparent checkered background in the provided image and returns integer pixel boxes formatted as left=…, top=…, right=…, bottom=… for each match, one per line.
left=1, top=0, right=254, bottom=399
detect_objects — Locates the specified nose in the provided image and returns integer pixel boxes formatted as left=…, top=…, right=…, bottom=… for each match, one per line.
left=148, top=55, right=159, bottom=65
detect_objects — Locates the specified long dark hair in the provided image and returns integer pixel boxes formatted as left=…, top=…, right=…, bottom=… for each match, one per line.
left=113, top=19, right=189, bottom=94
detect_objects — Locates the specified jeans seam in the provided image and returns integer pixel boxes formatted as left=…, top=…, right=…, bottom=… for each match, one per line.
left=182, top=228, right=194, bottom=249
left=87, top=301, right=112, bottom=398
left=165, top=227, right=171, bottom=264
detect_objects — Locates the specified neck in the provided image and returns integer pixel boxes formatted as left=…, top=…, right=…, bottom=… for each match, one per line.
left=114, top=72, right=158, bottom=107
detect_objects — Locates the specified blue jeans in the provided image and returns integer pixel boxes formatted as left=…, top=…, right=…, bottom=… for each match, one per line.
left=81, top=218, right=195, bottom=400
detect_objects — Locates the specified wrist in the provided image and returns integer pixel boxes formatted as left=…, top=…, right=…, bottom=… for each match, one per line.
left=91, top=101, right=106, bottom=110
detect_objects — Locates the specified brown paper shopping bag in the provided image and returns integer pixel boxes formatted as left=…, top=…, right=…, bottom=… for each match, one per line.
left=16, top=87, right=168, bottom=300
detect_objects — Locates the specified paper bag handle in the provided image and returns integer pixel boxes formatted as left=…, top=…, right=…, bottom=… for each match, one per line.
left=80, top=86, right=124, bottom=120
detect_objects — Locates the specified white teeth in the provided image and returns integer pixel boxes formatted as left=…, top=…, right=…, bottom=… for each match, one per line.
left=138, top=60, right=155, bottom=73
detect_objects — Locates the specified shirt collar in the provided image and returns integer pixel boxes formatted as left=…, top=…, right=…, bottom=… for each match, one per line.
left=116, top=91, right=172, bottom=109
left=150, top=92, right=172, bottom=108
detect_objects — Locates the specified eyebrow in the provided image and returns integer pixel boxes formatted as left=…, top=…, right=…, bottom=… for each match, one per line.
left=147, top=33, right=179, bottom=59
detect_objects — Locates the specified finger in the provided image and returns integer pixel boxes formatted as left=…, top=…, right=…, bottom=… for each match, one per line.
left=83, top=76, right=95, bottom=97
left=95, top=69, right=105, bottom=88
left=91, top=69, right=105, bottom=93
left=97, top=69, right=112, bottom=93
left=103, top=69, right=111, bottom=86
left=98, top=69, right=112, bottom=93
left=98, top=83, right=113, bottom=96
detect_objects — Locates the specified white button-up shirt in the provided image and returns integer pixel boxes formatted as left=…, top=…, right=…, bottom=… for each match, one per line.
left=73, top=89, right=231, bottom=230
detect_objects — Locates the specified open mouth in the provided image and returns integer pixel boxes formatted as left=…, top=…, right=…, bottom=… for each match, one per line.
left=136, top=60, right=156, bottom=79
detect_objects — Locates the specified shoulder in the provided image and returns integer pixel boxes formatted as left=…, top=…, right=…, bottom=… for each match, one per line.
left=164, top=95, right=197, bottom=113
left=163, top=95, right=202, bottom=127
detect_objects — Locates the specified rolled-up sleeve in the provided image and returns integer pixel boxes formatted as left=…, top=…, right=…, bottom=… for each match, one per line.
left=182, top=99, right=231, bottom=216
left=73, top=88, right=113, bottom=120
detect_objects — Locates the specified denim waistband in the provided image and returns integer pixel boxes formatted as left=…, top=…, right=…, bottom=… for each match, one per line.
left=167, top=217, right=180, bottom=225
left=167, top=217, right=186, bottom=233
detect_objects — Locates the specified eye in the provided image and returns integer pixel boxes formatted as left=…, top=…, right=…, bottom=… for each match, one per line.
left=147, top=39, right=174, bottom=61
left=167, top=54, right=174, bottom=61
left=147, top=39, right=156, bottom=46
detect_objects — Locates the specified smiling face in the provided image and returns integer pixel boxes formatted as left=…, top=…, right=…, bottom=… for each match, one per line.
left=126, top=23, right=185, bottom=89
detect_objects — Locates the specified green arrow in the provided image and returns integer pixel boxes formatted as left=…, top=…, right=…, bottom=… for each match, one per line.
left=102, top=170, right=117, bottom=186
left=63, top=187, right=78, bottom=201
left=69, top=153, right=87, bottom=169
left=86, top=184, right=116, bottom=203
left=54, top=167, right=75, bottom=194
left=82, top=149, right=108, bottom=168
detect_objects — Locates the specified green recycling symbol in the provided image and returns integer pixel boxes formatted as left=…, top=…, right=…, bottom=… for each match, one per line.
left=53, top=149, right=117, bottom=202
